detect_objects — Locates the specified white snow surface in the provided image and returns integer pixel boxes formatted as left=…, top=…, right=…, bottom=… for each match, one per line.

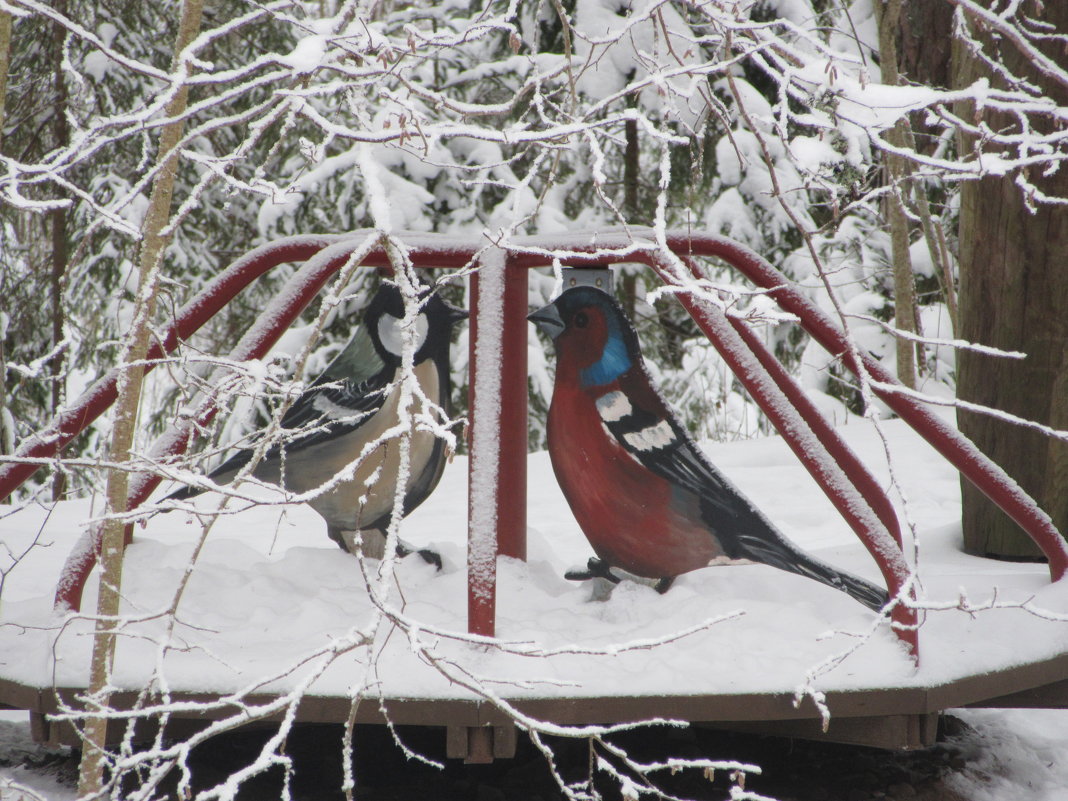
left=1, top=415, right=1067, bottom=709
left=4, top=414, right=1068, bottom=797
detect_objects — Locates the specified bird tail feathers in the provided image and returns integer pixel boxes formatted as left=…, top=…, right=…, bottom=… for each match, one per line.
left=736, top=533, right=889, bottom=612
left=166, top=485, right=199, bottom=503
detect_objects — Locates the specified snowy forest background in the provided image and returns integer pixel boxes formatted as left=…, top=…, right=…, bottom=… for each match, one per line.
left=2, top=0, right=1068, bottom=799
left=1, top=0, right=986, bottom=492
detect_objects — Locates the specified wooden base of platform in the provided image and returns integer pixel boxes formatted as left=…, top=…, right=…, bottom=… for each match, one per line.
left=5, top=651, right=1067, bottom=757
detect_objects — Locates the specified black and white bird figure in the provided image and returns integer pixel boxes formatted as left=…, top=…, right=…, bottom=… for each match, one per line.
left=168, top=281, right=467, bottom=566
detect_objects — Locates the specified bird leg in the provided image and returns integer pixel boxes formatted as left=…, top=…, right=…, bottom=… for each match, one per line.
left=327, top=525, right=352, bottom=552
left=327, top=526, right=387, bottom=560
left=564, top=557, right=675, bottom=594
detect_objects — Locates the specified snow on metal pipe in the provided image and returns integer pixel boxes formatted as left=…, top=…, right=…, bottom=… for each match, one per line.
left=669, top=233, right=1068, bottom=583
left=726, top=313, right=904, bottom=549
left=467, top=249, right=507, bottom=637
left=53, top=238, right=388, bottom=612
left=0, top=237, right=340, bottom=500
left=671, top=253, right=904, bottom=550
left=1, top=232, right=481, bottom=501
left=642, top=255, right=918, bottom=659
left=45, top=232, right=490, bottom=613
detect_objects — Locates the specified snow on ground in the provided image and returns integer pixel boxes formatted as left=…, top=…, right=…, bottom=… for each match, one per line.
left=946, top=708, right=1068, bottom=801
left=2, top=414, right=1068, bottom=798
left=0, top=710, right=75, bottom=801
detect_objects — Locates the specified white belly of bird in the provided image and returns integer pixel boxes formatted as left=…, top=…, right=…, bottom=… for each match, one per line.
left=267, top=360, right=442, bottom=531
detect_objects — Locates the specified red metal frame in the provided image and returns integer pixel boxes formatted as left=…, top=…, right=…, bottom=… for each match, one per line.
left=3, top=230, right=1064, bottom=663
left=648, top=264, right=918, bottom=650
left=467, top=259, right=530, bottom=637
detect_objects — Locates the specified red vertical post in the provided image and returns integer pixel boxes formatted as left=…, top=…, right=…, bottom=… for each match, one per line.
left=467, top=251, right=529, bottom=637
left=467, top=253, right=498, bottom=637
left=497, top=257, right=528, bottom=561
left=467, top=268, right=492, bottom=636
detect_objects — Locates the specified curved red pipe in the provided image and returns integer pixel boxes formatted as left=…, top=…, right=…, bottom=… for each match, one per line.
left=668, top=233, right=1068, bottom=582
left=0, top=237, right=342, bottom=501
left=639, top=255, right=918, bottom=656
left=9, top=228, right=1057, bottom=660
left=51, top=234, right=483, bottom=612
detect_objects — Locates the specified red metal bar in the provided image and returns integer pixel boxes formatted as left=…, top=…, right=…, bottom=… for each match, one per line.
left=48, top=233, right=487, bottom=613
left=674, top=254, right=904, bottom=549
left=52, top=241, right=384, bottom=611
left=512, top=231, right=1066, bottom=582
left=467, top=267, right=496, bottom=637
left=726, top=315, right=904, bottom=548
left=0, top=237, right=341, bottom=500
left=664, top=233, right=1068, bottom=582
left=1, top=233, right=483, bottom=501
left=497, top=257, right=528, bottom=561
left=19, top=227, right=1062, bottom=654
left=641, top=257, right=918, bottom=655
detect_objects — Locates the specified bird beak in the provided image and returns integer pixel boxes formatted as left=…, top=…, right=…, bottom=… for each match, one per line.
left=528, top=302, right=565, bottom=340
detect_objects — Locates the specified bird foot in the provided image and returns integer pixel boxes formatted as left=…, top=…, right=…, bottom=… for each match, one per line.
left=564, top=558, right=674, bottom=594
left=396, top=541, right=443, bottom=571
left=565, top=557, right=621, bottom=584
left=329, top=528, right=442, bottom=570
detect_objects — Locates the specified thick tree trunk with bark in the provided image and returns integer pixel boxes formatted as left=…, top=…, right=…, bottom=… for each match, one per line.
left=953, top=1, right=1068, bottom=558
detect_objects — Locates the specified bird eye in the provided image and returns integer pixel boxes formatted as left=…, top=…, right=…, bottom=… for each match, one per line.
left=574, top=311, right=589, bottom=329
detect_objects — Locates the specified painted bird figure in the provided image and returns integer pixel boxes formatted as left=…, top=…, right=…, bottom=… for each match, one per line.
left=528, top=285, right=888, bottom=612
left=169, top=281, right=467, bottom=565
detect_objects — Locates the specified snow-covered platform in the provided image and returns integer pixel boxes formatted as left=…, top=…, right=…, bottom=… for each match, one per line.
left=3, top=418, right=1067, bottom=754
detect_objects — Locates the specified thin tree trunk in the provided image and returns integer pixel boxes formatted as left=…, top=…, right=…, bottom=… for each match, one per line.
left=953, top=1, right=1068, bottom=558
left=621, top=114, right=640, bottom=319
left=51, top=0, right=69, bottom=502
left=892, top=1, right=958, bottom=336
left=0, top=7, right=13, bottom=479
left=76, top=1, right=205, bottom=794
left=0, top=8, right=11, bottom=154
left=876, top=0, right=919, bottom=388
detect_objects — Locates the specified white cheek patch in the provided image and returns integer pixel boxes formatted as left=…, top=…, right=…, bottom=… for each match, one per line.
left=595, top=390, right=632, bottom=423
left=623, top=419, right=676, bottom=452
left=378, top=312, right=429, bottom=357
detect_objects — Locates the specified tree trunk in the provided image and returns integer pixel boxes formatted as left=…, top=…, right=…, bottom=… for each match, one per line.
left=76, top=1, right=205, bottom=794
left=0, top=7, right=12, bottom=473
left=896, top=0, right=953, bottom=91
left=953, top=1, right=1068, bottom=558
left=875, top=0, right=919, bottom=389
left=50, top=1, right=69, bottom=502
left=621, top=114, right=640, bottom=319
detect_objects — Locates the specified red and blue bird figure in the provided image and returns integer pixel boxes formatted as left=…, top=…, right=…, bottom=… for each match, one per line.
left=529, top=285, right=888, bottom=612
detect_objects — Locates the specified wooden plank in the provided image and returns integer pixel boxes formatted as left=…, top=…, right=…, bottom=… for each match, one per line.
left=704, top=713, right=940, bottom=750
left=964, top=677, right=1068, bottom=709
left=2, top=650, right=1066, bottom=753
left=924, top=652, right=1068, bottom=712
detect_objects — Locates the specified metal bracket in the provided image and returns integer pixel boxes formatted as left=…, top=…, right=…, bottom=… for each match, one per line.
left=560, top=267, right=613, bottom=293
